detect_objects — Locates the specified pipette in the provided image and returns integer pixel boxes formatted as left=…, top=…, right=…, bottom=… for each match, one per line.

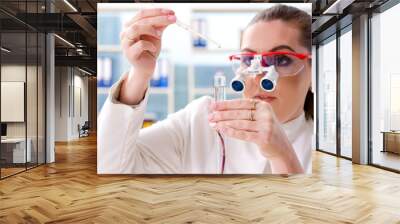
left=175, top=19, right=222, bottom=49
left=144, top=3, right=222, bottom=48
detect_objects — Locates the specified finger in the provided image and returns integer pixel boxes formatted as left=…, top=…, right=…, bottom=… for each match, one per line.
left=215, top=120, right=259, bottom=132
left=122, top=24, right=161, bottom=42
left=137, top=14, right=176, bottom=28
left=121, top=34, right=156, bottom=53
left=209, top=109, right=255, bottom=122
left=210, top=98, right=259, bottom=111
left=129, top=40, right=157, bottom=59
left=125, top=8, right=174, bottom=27
left=218, top=126, right=258, bottom=142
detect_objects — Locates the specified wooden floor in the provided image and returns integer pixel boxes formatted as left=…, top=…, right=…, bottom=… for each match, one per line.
left=1, top=163, right=44, bottom=178
left=0, top=135, right=400, bottom=223
left=372, top=150, right=400, bottom=171
left=1, top=167, right=26, bottom=178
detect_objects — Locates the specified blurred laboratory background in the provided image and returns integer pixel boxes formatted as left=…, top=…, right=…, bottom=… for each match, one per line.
left=97, top=3, right=310, bottom=125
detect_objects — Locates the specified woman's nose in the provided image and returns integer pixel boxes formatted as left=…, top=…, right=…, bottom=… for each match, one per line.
left=244, top=74, right=264, bottom=93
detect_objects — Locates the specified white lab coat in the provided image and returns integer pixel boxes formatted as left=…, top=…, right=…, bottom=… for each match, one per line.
left=98, top=76, right=314, bottom=174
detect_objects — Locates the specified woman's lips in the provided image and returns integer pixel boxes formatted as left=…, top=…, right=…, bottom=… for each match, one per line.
left=255, top=95, right=277, bottom=103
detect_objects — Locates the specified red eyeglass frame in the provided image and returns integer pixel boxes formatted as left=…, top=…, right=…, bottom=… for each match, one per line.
left=228, top=51, right=311, bottom=61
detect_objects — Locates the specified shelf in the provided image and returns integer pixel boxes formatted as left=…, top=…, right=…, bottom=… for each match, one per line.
left=193, top=87, right=240, bottom=95
left=98, top=3, right=265, bottom=13
left=149, top=87, right=172, bottom=94
left=98, top=3, right=141, bottom=12
left=192, top=6, right=263, bottom=13
left=98, top=45, right=121, bottom=53
left=191, top=3, right=310, bottom=13
left=192, top=47, right=237, bottom=54
left=97, top=87, right=111, bottom=95
left=144, top=112, right=157, bottom=120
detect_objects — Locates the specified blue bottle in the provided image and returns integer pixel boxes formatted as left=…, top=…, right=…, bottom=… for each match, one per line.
left=159, top=58, right=169, bottom=87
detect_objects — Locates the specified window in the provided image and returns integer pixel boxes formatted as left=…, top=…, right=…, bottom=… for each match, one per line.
left=370, top=3, right=400, bottom=171
left=339, top=27, right=352, bottom=158
left=317, top=36, right=337, bottom=154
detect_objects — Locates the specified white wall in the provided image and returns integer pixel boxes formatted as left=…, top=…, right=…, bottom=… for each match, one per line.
left=54, top=67, right=89, bottom=141
left=1, top=65, right=26, bottom=140
left=55, top=66, right=68, bottom=141
left=72, top=73, right=89, bottom=138
left=1, top=65, right=36, bottom=138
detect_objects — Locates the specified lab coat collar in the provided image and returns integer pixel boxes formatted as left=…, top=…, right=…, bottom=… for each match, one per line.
left=281, top=112, right=307, bottom=143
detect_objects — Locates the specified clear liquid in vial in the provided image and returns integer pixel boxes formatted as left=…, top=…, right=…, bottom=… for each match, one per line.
left=214, top=71, right=226, bottom=102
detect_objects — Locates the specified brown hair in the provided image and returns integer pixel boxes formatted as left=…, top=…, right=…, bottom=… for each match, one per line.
left=246, top=4, right=313, bottom=120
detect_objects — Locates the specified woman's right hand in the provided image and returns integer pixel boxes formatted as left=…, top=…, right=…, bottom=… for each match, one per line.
left=119, top=8, right=176, bottom=105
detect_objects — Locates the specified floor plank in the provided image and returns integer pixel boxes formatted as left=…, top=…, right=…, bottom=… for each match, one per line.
left=0, top=135, right=399, bottom=223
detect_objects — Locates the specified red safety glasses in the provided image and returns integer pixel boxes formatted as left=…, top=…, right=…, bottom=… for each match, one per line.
left=229, top=51, right=311, bottom=77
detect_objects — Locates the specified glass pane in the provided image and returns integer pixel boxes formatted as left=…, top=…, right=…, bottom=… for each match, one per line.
left=1, top=30, right=27, bottom=177
left=38, top=32, right=45, bottom=165
left=339, top=29, right=352, bottom=158
left=371, top=5, right=400, bottom=171
left=27, top=30, right=38, bottom=169
left=26, top=0, right=39, bottom=169
left=317, top=37, right=337, bottom=154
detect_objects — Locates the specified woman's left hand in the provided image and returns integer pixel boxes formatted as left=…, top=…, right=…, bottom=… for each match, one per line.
left=208, top=99, right=304, bottom=174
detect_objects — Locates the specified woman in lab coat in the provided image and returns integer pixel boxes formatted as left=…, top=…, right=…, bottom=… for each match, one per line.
left=98, top=5, right=313, bottom=174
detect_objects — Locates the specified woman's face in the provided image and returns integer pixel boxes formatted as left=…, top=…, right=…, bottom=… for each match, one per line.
left=241, top=20, right=311, bottom=123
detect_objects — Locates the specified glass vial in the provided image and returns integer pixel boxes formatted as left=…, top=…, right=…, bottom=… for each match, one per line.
left=214, top=71, right=226, bottom=102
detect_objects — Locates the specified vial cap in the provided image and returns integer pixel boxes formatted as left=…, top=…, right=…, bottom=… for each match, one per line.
left=214, top=71, right=226, bottom=87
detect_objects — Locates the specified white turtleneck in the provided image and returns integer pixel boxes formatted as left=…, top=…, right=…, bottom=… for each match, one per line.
left=98, top=78, right=314, bottom=174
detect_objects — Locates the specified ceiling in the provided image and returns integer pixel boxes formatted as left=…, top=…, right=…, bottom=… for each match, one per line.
left=0, top=0, right=393, bottom=75
left=0, top=0, right=98, bottom=74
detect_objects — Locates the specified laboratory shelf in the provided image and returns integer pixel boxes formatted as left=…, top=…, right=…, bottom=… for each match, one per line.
left=193, top=87, right=239, bottom=95
left=191, top=48, right=237, bottom=53
left=98, top=45, right=121, bottom=52
left=192, top=6, right=262, bottom=13
left=97, top=87, right=110, bottom=95
left=149, top=87, right=172, bottom=95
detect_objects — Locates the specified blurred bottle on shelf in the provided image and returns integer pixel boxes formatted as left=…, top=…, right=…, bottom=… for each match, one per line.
left=103, top=57, right=113, bottom=87
left=150, top=58, right=169, bottom=88
left=159, top=58, right=169, bottom=87
left=97, top=57, right=113, bottom=87
left=97, top=57, right=104, bottom=87
left=150, top=60, right=160, bottom=87
left=143, top=112, right=157, bottom=128
left=192, top=18, right=208, bottom=48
